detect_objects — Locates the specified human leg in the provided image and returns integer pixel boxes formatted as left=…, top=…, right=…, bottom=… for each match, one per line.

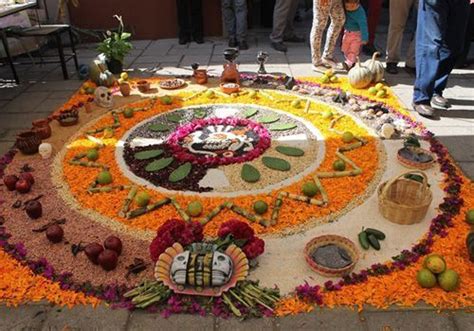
left=190, top=0, right=204, bottom=42
left=310, top=0, right=330, bottom=64
left=322, top=0, right=346, bottom=61
left=365, top=0, right=383, bottom=49
left=342, top=31, right=361, bottom=67
left=270, top=0, right=293, bottom=43
left=283, top=0, right=300, bottom=39
left=386, top=0, right=414, bottom=64
left=234, top=0, right=248, bottom=43
left=456, top=4, right=474, bottom=67
left=221, top=0, right=237, bottom=41
left=433, top=0, right=470, bottom=96
left=176, top=0, right=191, bottom=42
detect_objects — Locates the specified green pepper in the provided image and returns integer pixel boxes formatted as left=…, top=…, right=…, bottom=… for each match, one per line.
left=367, top=234, right=381, bottom=250
left=365, top=228, right=386, bottom=240
left=358, top=230, right=370, bottom=250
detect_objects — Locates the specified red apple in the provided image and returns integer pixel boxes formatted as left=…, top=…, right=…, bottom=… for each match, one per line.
left=84, top=242, right=104, bottom=265
left=46, top=225, right=64, bottom=243
left=3, top=175, right=18, bottom=191
left=97, top=249, right=118, bottom=271
left=15, top=179, right=31, bottom=194
left=20, top=172, right=35, bottom=186
left=25, top=200, right=42, bottom=219
left=104, top=236, right=122, bottom=255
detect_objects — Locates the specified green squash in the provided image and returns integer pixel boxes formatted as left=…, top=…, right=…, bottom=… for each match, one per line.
left=89, top=55, right=116, bottom=87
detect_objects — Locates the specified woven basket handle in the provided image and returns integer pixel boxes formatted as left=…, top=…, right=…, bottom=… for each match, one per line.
left=380, top=171, right=429, bottom=200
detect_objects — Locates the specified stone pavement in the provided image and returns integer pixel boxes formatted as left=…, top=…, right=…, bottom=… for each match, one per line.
left=0, top=9, right=473, bottom=331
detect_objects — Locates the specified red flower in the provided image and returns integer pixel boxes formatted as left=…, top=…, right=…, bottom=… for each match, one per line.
left=179, top=221, right=204, bottom=246
left=218, top=219, right=254, bottom=241
left=242, top=237, right=265, bottom=260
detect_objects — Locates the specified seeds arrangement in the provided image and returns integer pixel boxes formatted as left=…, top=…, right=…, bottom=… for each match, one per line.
left=0, top=75, right=472, bottom=319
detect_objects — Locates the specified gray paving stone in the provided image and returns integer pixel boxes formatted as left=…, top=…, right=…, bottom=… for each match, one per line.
left=47, top=90, right=75, bottom=100
left=453, top=311, right=474, bottom=331
left=0, top=304, right=50, bottom=331
left=180, top=55, right=212, bottom=67
left=27, top=80, right=82, bottom=92
left=41, top=305, right=129, bottom=331
left=0, top=112, right=51, bottom=129
left=276, top=309, right=365, bottom=331
left=127, top=312, right=215, bottom=331
left=132, top=40, right=152, bottom=50
left=0, top=141, right=14, bottom=155
left=364, top=310, right=456, bottom=331
left=1, top=92, right=50, bottom=113
left=458, top=162, right=474, bottom=180
left=0, top=129, right=18, bottom=142
left=216, top=317, right=275, bottom=331
left=34, top=98, right=67, bottom=113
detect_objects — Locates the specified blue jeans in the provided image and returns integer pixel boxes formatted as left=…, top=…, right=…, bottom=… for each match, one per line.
left=222, top=0, right=248, bottom=42
left=413, top=0, right=470, bottom=104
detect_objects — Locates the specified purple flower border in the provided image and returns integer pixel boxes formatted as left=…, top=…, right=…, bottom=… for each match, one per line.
left=166, top=117, right=271, bottom=166
left=0, top=74, right=467, bottom=315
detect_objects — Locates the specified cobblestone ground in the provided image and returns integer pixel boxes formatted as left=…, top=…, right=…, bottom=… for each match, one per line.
left=0, top=9, right=473, bottom=331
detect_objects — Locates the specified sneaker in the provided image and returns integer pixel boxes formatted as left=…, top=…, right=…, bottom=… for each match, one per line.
left=271, top=42, right=288, bottom=52
left=283, top=35, right=305, bottom=43
left=413, top=103, right=435, bottom=118
left=362, top=44, right=378, bottom=56
left=322, top=57, right=338, bottom=68
left=386, top=62, right=398, bottom=74
left=432, top=94, right=451, bottom=109
left=238, top=40, right=249, bottom=50
left=342, top=61, right=353, bottom=72
left=228, top=38, right=238, bottom=48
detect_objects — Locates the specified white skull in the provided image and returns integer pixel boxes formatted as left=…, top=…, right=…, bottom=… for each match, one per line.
left=38, top=143, right=53, bottom=159
left=94, top=86, right=113, bottom=108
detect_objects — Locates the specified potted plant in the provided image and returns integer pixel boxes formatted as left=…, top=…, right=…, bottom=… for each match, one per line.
left=97, top=15, right=133, bottom=74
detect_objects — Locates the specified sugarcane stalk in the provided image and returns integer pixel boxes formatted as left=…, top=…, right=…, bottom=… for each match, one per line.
left=304, top=99, right=311, bottom=113
left=271, top=192, right=286, bottom=225
left=338, top=141, right=364, bottom=152
left=229, top=204, right=270, bottom=227
left=222, top=293, right=242, bottom=317
left=316, top=169, right=362, bottom=178
left=72, top=152, right=87, bottom=160
left=69, top=160, right=105, bottom=168
left=212, top=89, right=230, bottom=98
left=199, top=203, right=227, bottom=225
left=313, top=176, right=329, bottom=205
left=126, top=198, right=172, bottom=219
left=87, top=185, right=132, bottom=194
left=284, top=192, right=324, bottom=206
left=335, top=151, right=362, bottom=173
left=119, top=186, right=138, bottom=217
left=259, top=90, right=275, bottom=101
left=228, top=289, right=252, bottom=308
left=170, top=198, right=190, bottom=222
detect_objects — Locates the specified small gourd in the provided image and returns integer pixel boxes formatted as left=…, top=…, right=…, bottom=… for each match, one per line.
left=364, top=52, right=385, bottom=83
left=89, top=54, right=116, bottom=87
left=348, top=57, right=373, bottom=89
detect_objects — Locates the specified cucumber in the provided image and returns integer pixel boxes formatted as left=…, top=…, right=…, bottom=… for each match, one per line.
left=367, top=234, right=381, bottom=250
left=365, top=228, right=386, bottom=240
left=358, top=231, right=370, bottom=250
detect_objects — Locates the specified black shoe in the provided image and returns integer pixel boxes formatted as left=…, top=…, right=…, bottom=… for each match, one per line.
left=194, top=36, right=204, bottom=44
left=362, top=44, right=378, bottom=56
left=413, top=103, right=435, bottom=118
left=238, top=40, right=249, bottom=50
left=283, top=35, right=305, bottom=43
left=228, top=38, right=238, bottom=48
left=386, top=62, right=398, bottom=74
left=432, top=95, right=451, bottom=109
left=179, top=36, right=190, bottom=45
left=271, top=42, right=287, bottom=52
left=404, top=65, right=416, bottom=75
left=342, top=61, right=352, bottom=72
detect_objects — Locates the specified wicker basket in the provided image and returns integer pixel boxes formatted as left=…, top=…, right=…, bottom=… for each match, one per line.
left=378, top=171, right=432, bottom=225
left=304, top=235, right=359, bottom=277
left=397, top=147, right=435, bottom=170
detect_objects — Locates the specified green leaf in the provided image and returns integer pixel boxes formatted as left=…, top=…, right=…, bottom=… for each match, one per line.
left=121, top=32, right=131, bottom=40
left=244, top=108, right=258, bottom=118
left=145, top=157, right=174, bottom=172
left=258, top=115, right=280, bottom=124
left=262, top=157, right=291, bottom=171
left=193, top=109, right=207, bottom=119
left=134, top=149, right=164, bottom=160
left=275, top=146, right=305, bottom=157
left=148, top=123, right=170, bottom=132
left=169, top=162, right=192, bottom=182
left=167, top=113, right=182, bottom=123
left=241, top=164, right=261, bottom=183
left=269, top=123, right=297, bottom=131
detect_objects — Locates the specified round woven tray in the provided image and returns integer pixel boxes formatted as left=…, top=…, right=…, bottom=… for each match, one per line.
left=378, top=170, right=432, bottom=225
left=397, top=147, right=435, bottom=170
left=304, top=235, right=359, bottom=277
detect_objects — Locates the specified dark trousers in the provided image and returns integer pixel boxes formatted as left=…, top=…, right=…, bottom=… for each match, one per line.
left=176, top=0, right=203, bottom=39
left=458, top=4, right=474, bottom=65
left=413, top=0, right=470, bottom=104
left=361, top=0, right=383, bottom=45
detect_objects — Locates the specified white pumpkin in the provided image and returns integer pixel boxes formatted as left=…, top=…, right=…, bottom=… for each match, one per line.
left=364, top=52, right=385, bottom=83
left=348, top=58, right=373, bottom=89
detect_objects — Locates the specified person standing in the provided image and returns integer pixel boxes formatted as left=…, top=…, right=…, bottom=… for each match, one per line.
left=456, top=2, right=474, bottom=67
left=270, top=0, right=305, bottom=52
left=176, top=0, right=204, bottom=44
left=341, top=0, right=369, bottom=71
left=386, top=0, right=418, bottom=74
left=360, top=0, right=382, bottom=55
left=412, top=0, right=471, bottom=117
left=310, top=0, right=346, bottom=69
left=222, top=0, right=249, bottom=50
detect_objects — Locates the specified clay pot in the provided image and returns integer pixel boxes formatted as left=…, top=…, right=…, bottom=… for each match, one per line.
left=32, top=119, right=52, bottom=139
left=84, top=102, right=94, bottom=113
left=16, top=131, right=41, bottom=155
left=137, top=80, right=150, bottom=93
left=56, top=109, right=79, bottom=127
left=120, top=82, right=131, bottom=96
left=194, top=69, right=208, bottom=84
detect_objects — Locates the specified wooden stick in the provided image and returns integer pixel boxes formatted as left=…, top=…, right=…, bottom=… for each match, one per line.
left=285, top=192, right=324, bottom=206
left=312, top=176, right=329, bottom=205
left=271, top=192, right=286, bottom=225
left=170, top=198, right=190, bottom=223
left=228, top=204, right=270, bottom=227
left=119, top=186, right=138, bottom=217
left=199, top=203, right=227, bottom=225
left=126, top=198, right=172, bottom=219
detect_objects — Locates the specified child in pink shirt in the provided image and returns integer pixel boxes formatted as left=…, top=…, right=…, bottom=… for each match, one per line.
left=341, top=0, right=369, bottom=71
